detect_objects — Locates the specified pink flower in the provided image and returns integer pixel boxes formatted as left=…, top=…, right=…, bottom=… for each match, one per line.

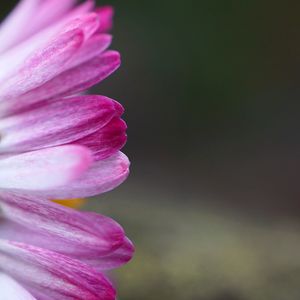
left=0, top=192, right=134, bottom=299
left=0, top=0, right=133, bottom=299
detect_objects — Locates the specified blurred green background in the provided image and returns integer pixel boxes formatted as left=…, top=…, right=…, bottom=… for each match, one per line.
left=3, top=1, right=300, bottom=299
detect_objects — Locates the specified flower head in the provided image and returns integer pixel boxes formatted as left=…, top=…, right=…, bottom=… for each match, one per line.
left=0, top=0, right=133, bottom=298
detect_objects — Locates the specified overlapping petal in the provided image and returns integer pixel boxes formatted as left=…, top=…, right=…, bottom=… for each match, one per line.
left=0, top=0, right=77, bottom=53
left=0, top=240, right=116, bottom=300
left=82, top=236, right=135, bottom=271
left=0, top=145, right=92, bottom=191
left=0, top=28, right=84, bottom=98
left=0, top=0, right=132, bottom=298
left=36, top=151, right=130, bottom=199
left=67, top=34, right=112, bottom=68
left=0, top=4, right=115, bottom=101
left=0, top=193, right=125, bottom=256
left=0, top=95, right=123, bottom=152
left=76, top=116, right=127, bottom=161
left=0, top=50, right=121, bottom=116
left=0, top=7, right=107, bottom=93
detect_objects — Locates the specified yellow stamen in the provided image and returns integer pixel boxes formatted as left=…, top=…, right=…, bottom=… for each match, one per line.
left=53, top=198, right=86, bottom=209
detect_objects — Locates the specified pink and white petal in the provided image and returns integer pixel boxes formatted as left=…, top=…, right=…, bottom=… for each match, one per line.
left=75, top=117, right=127, bottom=161
left=34, top=151, right=130, bottom=199
left=0, top=240, right=116, bottom=300
left=62, top=12, right=100, bottom=41
left=0, top=28, right=84, bottom=99
left=0, top=51, right=121, bottom=117
left=21, top=11, right=100, bottom=60
left=48, top=0, right=95, bottom=35
left=1, top=51, right=121, bottom=116
left=0, top=193, right=125, bottom=256
left=80, top=223, right=134, bottom=270
left=0, top=8, right=103, bottom=87
left=67, top=34, right=112, bottom=69
left=22, top=0, right=77, bottom=40
left=0, top=96, right=123, bottom=152
left=96, top=6, right=114, bottom=33
left=0, top=0, right=77, bottom=53
left=0, top=273, right=36, bottom=300
left=0, top=145, right=92, bottom=191
left=0, top=0, right=41, bottom=53
left=0, top=220, right=133, bottom=271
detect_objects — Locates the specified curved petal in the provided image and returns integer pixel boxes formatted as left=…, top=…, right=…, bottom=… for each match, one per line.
left=33, top=151, right=130, bottom=199
left=0, top=51, right=121, bottom=116
left=75, top=116, right=127, bottom=161
left=81, top=232, right=135, bottom=271
left=0, top=28, right=84, bottom=99
left=0, top=145, right=92, bottom=191
left=0, top=193, right=125, bottom=256
left=0, top=7, right=102, bottom=89
left=67, top=34, right=112, bottom=69
left=0, top=240, right=116, bottom=300
left=0, top=96, right=123, bottom=152
left=0, top=0, right=76, bottom=53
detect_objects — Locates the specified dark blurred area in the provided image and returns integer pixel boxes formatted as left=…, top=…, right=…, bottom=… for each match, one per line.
left=3, top=1, right=300, bottom=299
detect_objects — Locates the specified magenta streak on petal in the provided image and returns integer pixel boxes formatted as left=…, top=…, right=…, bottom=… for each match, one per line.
left=81, top=232, right=135, bottom=271
left=0, top=9, right=102, bottom=87
left=75, top=116, right=127, bottom=161
left=0, top=240, right=116, bottom=300
left=0, top=29, right=84, bottom=100
left=0, top=0, right=132, bottom=297
left=0, top=192, right=125, bottom=255
left=0, top=96, right=123, bottom=153
left=0, top=220, right=132, bottom=271
left=0, top=51, right=121, bottom=117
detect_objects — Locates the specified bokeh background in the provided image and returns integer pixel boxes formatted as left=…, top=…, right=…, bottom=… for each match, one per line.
left=3, top=1, right=300, bottom=299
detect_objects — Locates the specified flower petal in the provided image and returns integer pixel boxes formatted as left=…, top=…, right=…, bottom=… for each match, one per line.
left=0, top=51, right=121, bottom=116
left=0, top=193, right=125, bottom=256
left=0, top=28, right=84, bottom=100
left=96, top=6, right=114, bottom=33
left=0, top=145, right=92, bottom=191
left=0, top=0, right=77, bottom=53
left=67, top=34, right=112, bottom=69
left=0, top=0, right=39, bottom=53
left=0, top=7, right=104, bottom=87
left=0, top=96, right=122, bottom=152
left=33, top=151, right=130, bottom=199
left=0, top=273, right=36, bottom=300
left=82, top=234, right=135, bottom=271
left=0, top=240, right=116, bottom=300
left=0, top=220, right=133, bottom=271
left=75, top=116, right=127, bottom=161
